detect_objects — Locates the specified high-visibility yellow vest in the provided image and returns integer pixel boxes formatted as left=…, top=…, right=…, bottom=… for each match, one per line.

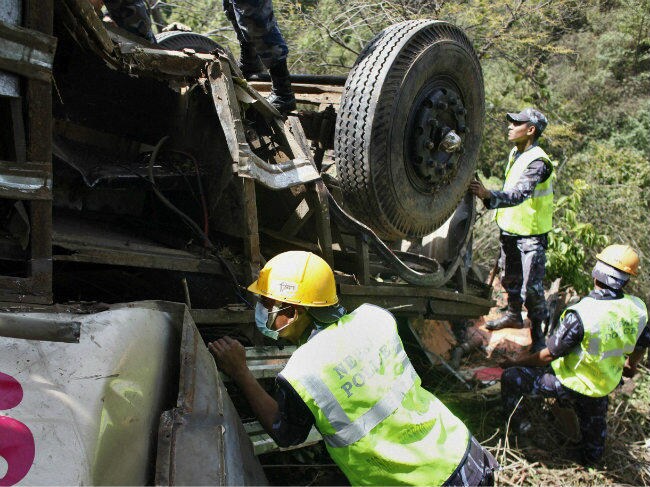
left=552, top=295, right=648, bottom=397
left=280, top=304, right=471, bottom=486
left=495, top=146, right=555, bottom=235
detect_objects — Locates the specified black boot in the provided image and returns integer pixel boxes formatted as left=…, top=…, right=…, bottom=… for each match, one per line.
left=530, top=320, right=546, bottom=352
left=268, top=60, right=296, bottom=114
left=238, top=42, right=265, bottom=79
left=485, top=305, right=524, bottom=331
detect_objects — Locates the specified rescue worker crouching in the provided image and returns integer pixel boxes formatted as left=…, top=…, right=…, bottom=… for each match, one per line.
left=470, top=107, right=555, bottom=351
left=209, top=251, right=499, bottom=486
left=500, top=245, right=649, bottom=465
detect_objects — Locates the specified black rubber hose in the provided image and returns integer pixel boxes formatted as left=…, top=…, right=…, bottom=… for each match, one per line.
left=326, top=189, right=475, bottom=287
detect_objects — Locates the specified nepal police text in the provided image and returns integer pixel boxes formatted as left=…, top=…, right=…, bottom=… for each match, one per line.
left=333, top=340, right=402, bottom=398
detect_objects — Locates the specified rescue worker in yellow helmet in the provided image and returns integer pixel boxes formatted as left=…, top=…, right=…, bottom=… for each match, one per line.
left=209, top=251, right=499, bottom=485
left=499, top=245, right=648, bottom=465
left=470, top=108, right=554, bottom=351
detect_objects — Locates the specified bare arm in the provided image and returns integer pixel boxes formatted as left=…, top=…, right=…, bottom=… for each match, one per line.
left=623, top=348, right=647, bottom=378
left=209, top=337, right=279, bottom=433
left=501, top=347, right=555, bottom=368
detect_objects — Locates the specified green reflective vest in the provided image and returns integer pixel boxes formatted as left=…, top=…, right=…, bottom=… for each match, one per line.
left=551, top=295, right=648, bottom=397
left=280, top=304, right=471, bottom=486
left=495, top=145, right=555, bottom=235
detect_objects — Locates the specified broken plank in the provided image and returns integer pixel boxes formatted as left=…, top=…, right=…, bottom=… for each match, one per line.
left=118, top=43, right=212, bottom=78
left=244, top=421, right=322, bottom=456
left=0, top=20, right=57, bottom=81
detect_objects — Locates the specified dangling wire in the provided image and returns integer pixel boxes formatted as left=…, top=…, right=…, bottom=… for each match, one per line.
left=146, top=136, right=251, bottom=307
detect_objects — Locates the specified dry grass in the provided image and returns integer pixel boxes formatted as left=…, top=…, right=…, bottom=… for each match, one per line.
left=478, top=365, right=650, bottom=486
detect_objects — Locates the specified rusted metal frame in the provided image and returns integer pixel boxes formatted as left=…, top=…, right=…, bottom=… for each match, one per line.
left=13, top=0, right=53, bottom=305
left=118, top=43, right=211, bottom=78
left=341, top=293, right=490, bottom=319
left=339, top=283, right=494, bottom=308
left=280, top=117, right=335, bottom=264
left=452, top=264, right=468, bottom=294
left=219, top=346, right=296, bottom=382
left=26, top=82, right=53, bottom=303
left=156, top=305, right=267, bottom=485
left=282, top=115, right=312, bottom=165
left=207, top=59, right=319, bottom=189
left=0, top=276, right=50, bottom=302
left=279, top=197, right=313, bottom=236
left=260, top=227, right=321, bottom=254
left=190, top=307, right=254, bottom=325
left=0, top=159, right=52, bottom=200
left=59, top=0, right=210, bottom=79
left=341, top=294, right=427, bottom=316
left=306, top=180, right=334, bottom=266
left=242, top=178, right=262, bottom=283
left=0, top=20, right=57, bottom=81
left=53, top=245, right=226, bottom=274
left=248, top=81, right=343, bottom=107
left=426, top=300, right=490, bottom=320
left=60, top=0, right=115, bottom=55
left=54, top=119, right=142, bottom=156
left=245, top=421, right=322, bottom=456
left=354, top=235, right=371, bottom=285
left=55, top=0, right=116, bottom=64
left=208, top=60, right=246, bottom=165
left=9, top=98, right=26, bottom=163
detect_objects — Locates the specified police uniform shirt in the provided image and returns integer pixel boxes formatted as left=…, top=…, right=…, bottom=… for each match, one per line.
left=547, top=288, right=650, bottom=359
left=482, top=151, right=552, bottom=238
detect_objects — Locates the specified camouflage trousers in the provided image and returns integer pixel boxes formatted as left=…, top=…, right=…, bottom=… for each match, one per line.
left=104, top=0, right=156, bottom=42
left=443, top=436, right=499, bottom=486
left=223, top=0, right=288, bottom=67
left=499, top=234, right=549, bottom=324
left=501, top=366, right=609, bottom=464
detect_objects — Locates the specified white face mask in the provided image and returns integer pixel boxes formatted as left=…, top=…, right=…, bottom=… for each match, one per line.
left=254, top=301, right=293, bottom=340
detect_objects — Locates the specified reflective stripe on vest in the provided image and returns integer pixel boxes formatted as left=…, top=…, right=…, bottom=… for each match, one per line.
left=552, top=295, right=648, bottom=397
left=280, top=304, right=470, bottom=486
left=495, top=145, right=555, bottom=235
left=302, top=353, right=416, bottom=448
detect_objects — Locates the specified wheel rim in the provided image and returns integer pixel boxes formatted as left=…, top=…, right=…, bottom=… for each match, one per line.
left=404, top=78, right=467, bottom=194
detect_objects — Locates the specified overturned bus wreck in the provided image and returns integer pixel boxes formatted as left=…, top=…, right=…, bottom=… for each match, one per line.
left=0, top=0, right=491, bottom=484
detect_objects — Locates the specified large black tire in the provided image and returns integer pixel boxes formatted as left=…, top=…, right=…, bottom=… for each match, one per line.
left=155, top=31, right=222, bottom=53
left=335, top=21, right=484, bottom=240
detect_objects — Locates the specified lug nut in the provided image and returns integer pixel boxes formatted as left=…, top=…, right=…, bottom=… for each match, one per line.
left=440, top=130, right=462, bottom=153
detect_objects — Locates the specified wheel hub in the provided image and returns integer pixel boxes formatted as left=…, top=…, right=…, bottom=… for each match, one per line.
left=406, top=85, right=467, bottom=193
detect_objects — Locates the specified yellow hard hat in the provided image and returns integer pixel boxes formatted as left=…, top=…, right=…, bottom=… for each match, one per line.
left=248, top=251, right=338, bottom=306
left=596, top=244, right=639, bottom=276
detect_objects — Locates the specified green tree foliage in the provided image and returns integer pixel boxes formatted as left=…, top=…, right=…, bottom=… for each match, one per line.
left=546, top=180, right=608, bottom=294
left=559, top=142, right=650, bottom=296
